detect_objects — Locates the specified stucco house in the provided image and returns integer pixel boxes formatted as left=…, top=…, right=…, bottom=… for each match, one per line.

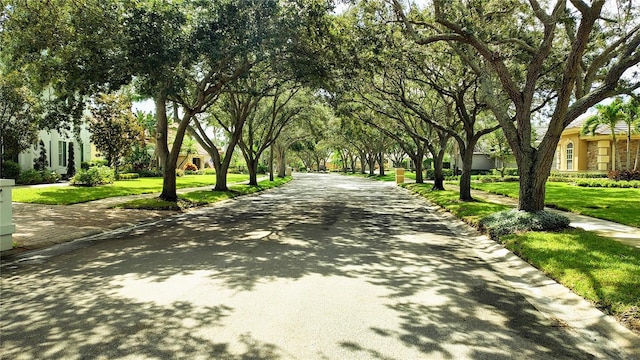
left=557, top=116, right=640, bottom=172
left=17, top=126, right=94, bottom=176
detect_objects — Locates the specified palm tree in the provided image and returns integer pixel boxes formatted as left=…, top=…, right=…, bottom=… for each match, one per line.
left=581, top=98, right=625, bottom=171
left=622, top=97, right=640, bottom=170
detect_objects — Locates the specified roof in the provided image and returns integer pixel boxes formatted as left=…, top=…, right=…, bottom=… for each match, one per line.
left=565, top=114, right=631, bottom=136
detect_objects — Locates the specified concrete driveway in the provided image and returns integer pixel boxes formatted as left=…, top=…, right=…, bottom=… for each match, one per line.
left=0, top=173, right=636, bottom=359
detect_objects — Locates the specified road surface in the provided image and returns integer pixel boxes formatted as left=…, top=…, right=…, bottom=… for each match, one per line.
left=0, top=173, right=633, bottom=359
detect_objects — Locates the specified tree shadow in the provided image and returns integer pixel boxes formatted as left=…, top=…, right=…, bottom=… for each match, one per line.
left=0, top=174, right=619, bottom=359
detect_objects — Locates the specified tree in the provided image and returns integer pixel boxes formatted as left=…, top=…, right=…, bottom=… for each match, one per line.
left=393, top=0, right=640, bottom=211
left=33, top=140, right=47, bottom=171
left=581, top=98, right=625, bottom=170
left=66, top=142, right=76, bottom=177
left=87, top=93, right=142, bottom=176
left=621, top=97, right=640, bottom=170
left=0, top=70, right=41, bottom=176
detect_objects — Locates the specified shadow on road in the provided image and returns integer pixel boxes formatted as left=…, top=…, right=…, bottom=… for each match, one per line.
left=1, top=174, right=603, bottom=359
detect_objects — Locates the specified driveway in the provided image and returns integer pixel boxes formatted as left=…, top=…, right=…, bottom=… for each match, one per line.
left=0, top=173, right=635, bottom=359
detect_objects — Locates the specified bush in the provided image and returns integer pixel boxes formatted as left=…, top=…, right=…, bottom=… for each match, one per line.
left=176, top=169, right=185, bottom=177
left=184, top=162, right=198, bottom=171
left=574, top=179, right=640, bottom=188
left=479, top=209, right=570, bottom=239
left=492, top=168, right=519, bottom=176
left=203, top=168, right=216, bottom=175
left=17, top=170, right=43, bottom=185
left=257, top=163, right=268, bottom=174
left=137, top=169, right=162, bottom=177
left=478, top=175, right=520, bottom=183
left=425, top=168, right=454, bottom=180
left=70, top=165, right=115, bottom=186
left=550, top=171, right=608, bottom=179
left=87, top=159, right=109, bottom=168
left=42, top=170, right=61, bottom=184
left=81, top=161, right=90, bottom=170
left=2, top=160, right=20, bottom=179
left=184, top=170, right=196, bottom=175
left=608, top=170, right=640, bottom=181
left=117, top=173, right=140, bottom=180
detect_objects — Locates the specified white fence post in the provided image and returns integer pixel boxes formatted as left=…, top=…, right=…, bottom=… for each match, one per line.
left=0, top=179, right=16, bottom=251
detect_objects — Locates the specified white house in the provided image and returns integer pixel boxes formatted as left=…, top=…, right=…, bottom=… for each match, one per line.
left=18, top=125, right=93, bottom=176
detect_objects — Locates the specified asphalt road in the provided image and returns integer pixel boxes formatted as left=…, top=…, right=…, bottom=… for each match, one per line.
left=0, top=173, right=634, bottom=359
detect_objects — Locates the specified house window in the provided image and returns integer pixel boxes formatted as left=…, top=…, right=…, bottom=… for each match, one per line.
left=556, top=149, right=561, bottom=170
left=58, top=141, right=67, bottom=167
left=566, top=143, right=573, bottom=171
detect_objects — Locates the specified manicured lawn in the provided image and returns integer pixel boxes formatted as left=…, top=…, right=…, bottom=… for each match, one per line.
left=403, top=183, right=640, bottom=331
left=470, top=182, right=640, bottom=228
left=502, top=230, right=640, bottom=331
left=118, top=177, right=292, bottom=210
left=12, top=174, right=250, bottom=205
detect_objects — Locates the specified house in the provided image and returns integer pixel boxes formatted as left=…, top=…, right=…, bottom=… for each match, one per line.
left=17, top=126, right=94, bottom=176
left=557, top=116, right=640, bottom=172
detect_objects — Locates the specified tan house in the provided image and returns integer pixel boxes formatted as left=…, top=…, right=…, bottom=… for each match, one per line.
left=557, top=117, right=640, bottom=172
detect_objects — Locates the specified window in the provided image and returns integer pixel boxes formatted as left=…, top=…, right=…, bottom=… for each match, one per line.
left=566, top=143, right=573, bottom=170
left=80, top=143, right=84, bottom=163
left=58, top=141, right=67, bottom=167
left=556, top=149, right=561, bottom=170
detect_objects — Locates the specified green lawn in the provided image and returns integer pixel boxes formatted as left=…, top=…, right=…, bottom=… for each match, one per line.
left=502, top=230, right=640, bottom=331
left=12, top=174, right=249, bottom=205
left=118, top=177, right=292, bottom=210
left=470, top=182, right=640, bottom=228
left=403, top=183, right=640, bottom=331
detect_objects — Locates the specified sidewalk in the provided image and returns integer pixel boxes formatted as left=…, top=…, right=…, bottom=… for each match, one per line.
left=442, top=184, right=640, bottom=248
left=2, top=179, right=266, bottom=259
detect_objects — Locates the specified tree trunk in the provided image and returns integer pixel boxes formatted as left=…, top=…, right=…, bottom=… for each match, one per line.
left=378, top=152, right=384, bottom=176
left=269, top=145, right=274, bottom=181
left=432, top=148, right=446, bottom=191
left=634, top=140, right=639, bottom=171
left=247, top=158, right=259, bottom=186
left=155, top=94, right=180, bottom=202
left=413, top=155, right=424, bottom=184
left=458, top=145, right=475, bottom=201
left=277, top=147, right=286, bottom=177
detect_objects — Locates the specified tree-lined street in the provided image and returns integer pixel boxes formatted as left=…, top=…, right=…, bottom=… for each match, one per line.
left=1, top=174, right=634, bottom=359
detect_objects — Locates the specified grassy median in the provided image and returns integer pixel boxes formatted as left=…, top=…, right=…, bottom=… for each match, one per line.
left=470, top=181, right=640, bottom=228
left=116, top=176, right=293, bottom=210
left=12, top=174, right=250, bottom=205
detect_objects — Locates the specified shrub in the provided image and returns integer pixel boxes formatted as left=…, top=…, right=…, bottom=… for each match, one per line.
left=203, top=168, right=216, bottom=175
left=137, top=169, right=162, bottom=177
left=425, top=168, right=454, bottom=180
left=478, top=175, right=520, bottom=183
left=42, top=170, right=61, bottom=184
left=88, top=159, right=109, bottom=168
left=574, top=179, right=640, bottom=188
left=81, top=161, right=90, bottom=170
left=608, top=170, right=640, bottom=181
left=550, top=171, right=608, bottom=179
left=70, top=165, right=115, bottom=186
left=184, top=170, right=196, bottom=175
left=479, top=209, right=570, bottom=239
left=176, top=169, right=185, bottom=177
left=257, top=163, right=268, bottom=174
left=2, top=160, right=20, bottom=179
left=184, top=162, right=198, bottom=171
left=117, top=173, right=140, bottom=180
left=17, top=169, right=43, bottom=185
left=491, top=168, right=519, bottom=176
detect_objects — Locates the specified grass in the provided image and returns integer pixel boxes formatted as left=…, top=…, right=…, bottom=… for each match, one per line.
left=12, top=174, right=249, bottom=205
left=502, top=230, right=640, bottom=331
left=470, top=181, right=640, bottom=228
left=403, top=183, right=511, bottom=226
left=117, top=177, right=292, bottom=210
left=403, top=182, right=640, bottom=332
